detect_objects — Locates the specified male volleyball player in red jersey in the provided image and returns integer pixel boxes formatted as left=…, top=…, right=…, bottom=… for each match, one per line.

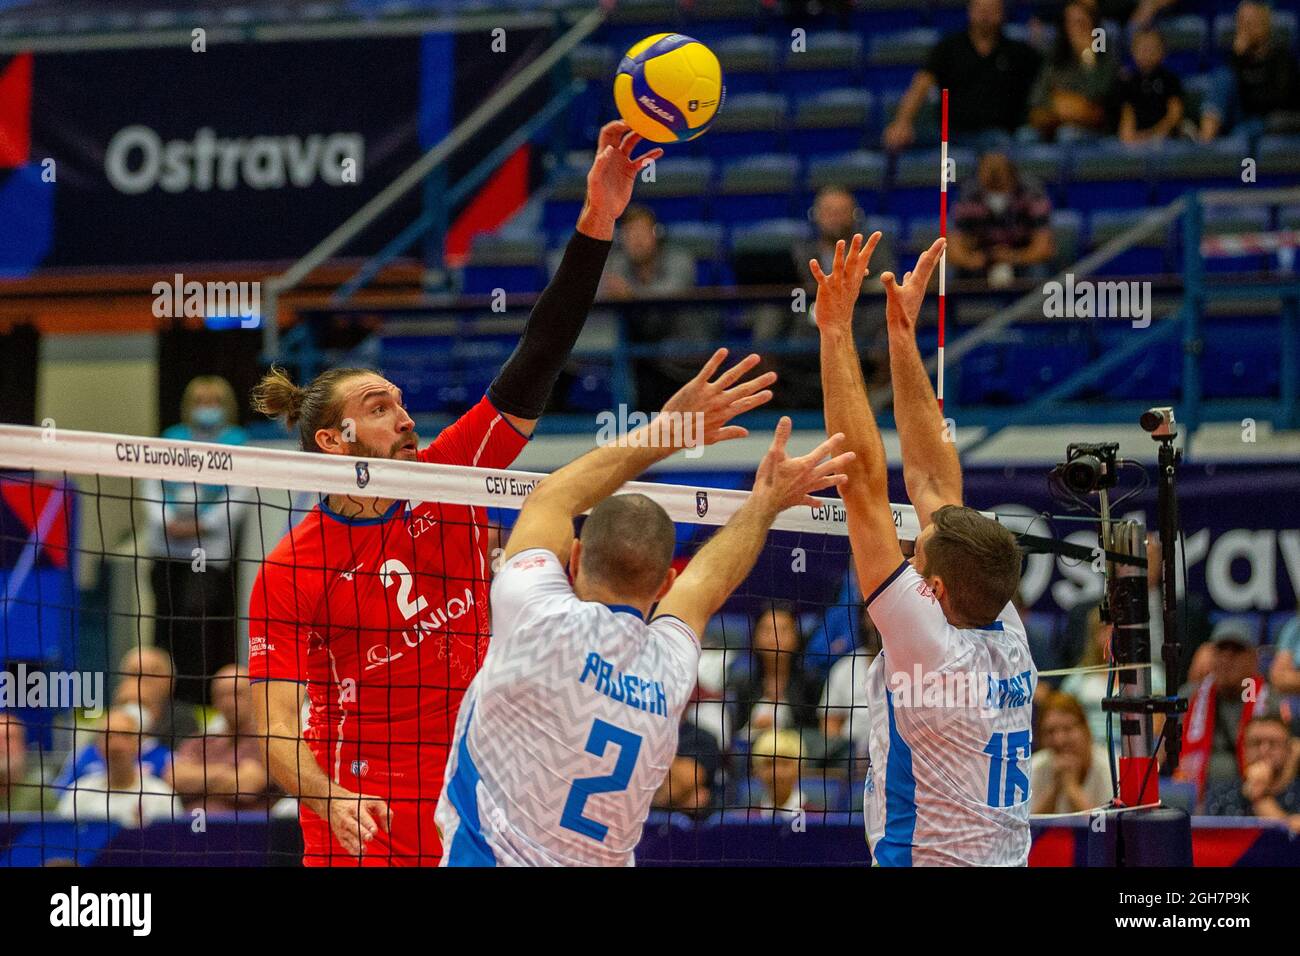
left=246, top=121, right=664, bottom=866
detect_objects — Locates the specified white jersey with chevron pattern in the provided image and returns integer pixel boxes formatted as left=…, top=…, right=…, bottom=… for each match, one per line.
left=436, top=547, right=700, bottom=866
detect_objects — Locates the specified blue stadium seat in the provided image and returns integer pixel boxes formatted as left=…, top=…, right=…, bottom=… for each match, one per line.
left=715, top=154, right=801, bottom=223
left=791, top=88, right=873, bottom=155
left=1150, top=135, right=1252, bottom=204
left=779, top=31, right=863, bottom=95
left=713, top=35, right=779, bottom=95
left=805, top=150, right=888, bottom=214
left=1067, top=140, right=1156, bottom=211
left=1201, top=317, right=1281, bottom=398
left=707, top=91, right=788, bottom=157
left=1089, top=208, right=1173, bottom=274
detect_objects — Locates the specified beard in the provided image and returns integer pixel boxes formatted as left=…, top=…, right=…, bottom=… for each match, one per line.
left=347, top=434, right=419, bottom=460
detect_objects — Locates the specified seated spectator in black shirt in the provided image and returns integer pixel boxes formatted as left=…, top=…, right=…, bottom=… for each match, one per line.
left=883, top=0, right=1041, bottom=152
left=1202, top=714, right=1300, bottom=832
left=651, top=721, right=722, bottom=819
left=1201, top=0, right=1300, bottom=141
left=1029, top=1, right=1122, bottom=141
left=1118, top=28, right=1186, bottom=144
left=948, top=152, right=1055, bottom=287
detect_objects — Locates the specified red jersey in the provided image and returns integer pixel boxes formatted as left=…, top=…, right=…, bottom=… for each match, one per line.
left=248, top=397, right=528, bottom=813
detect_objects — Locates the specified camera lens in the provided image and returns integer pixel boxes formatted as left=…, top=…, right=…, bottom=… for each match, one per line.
left=1063, top=455, right=1102, bottom=494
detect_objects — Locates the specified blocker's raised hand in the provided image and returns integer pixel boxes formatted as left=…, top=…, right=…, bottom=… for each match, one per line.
left=880, top=237, right=946, bottom=336
left=660, top=347, right=777, bottom=449
left=810, top=231, right=883, bottom=333
left=752, top=417, right=855, bottom=511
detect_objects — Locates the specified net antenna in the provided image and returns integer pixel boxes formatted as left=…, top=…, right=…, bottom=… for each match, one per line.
left=937, top=87, right=949, bottom=412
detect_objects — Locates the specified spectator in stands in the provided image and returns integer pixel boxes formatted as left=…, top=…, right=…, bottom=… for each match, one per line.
left=651, top=721, right=723, bottom=820
left=732, top=602, right=822, bottom=742
left=1117, top=27, right=1186, bottom=144
left=820, top=612, right=880, bottom=769
left=1268, top=614, right=1300, bottom=696
left=882, top=0, right=1041, bottom=153
left=144, top=375, right=249, bottom=706
left=0, top=712, right=54, bottom=814
left=1028, top=1, right=1122, bottom=141
left=52, top=645, right=186, bottom=794
left=948, top=152, right=1055, bottom=287
left=1177, top=617, right=1270, bottom=803
left=172, top=665, right=272, bottom=814
left=598, top=204, right=704, bottom=410
left=748, top=728, right=808, bottom=816
left=1202, top=713, right=1300, bottom=830
left=56, top=708, right=181, bottom=828
left=1200, top=1, right=1300, bottom=141
left=758, top=186, right=897, bottom=404
left=1031, top=690, right=1114, bottom=813
left=113, top=644, right=198, bottom=747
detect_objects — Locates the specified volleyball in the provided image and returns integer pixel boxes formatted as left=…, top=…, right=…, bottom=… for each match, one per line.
left=613, top=33, right=724, bottom=144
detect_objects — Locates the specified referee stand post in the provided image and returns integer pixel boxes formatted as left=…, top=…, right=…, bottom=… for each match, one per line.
left=1088, top=517, right=1192, bottom=867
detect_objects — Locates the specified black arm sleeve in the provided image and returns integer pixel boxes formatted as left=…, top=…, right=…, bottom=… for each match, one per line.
left=486, top=229, right=613, bottom=420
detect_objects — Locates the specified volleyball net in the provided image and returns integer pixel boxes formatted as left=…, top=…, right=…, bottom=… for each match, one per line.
left=0, top=422, right=934, bottom=865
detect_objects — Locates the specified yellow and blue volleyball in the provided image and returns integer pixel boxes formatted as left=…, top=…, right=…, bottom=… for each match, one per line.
left=613, top=33, right=724, bottom=144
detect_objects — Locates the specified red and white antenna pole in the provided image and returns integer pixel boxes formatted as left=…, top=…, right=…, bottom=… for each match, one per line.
left=937, top=88, right=949, bottom=413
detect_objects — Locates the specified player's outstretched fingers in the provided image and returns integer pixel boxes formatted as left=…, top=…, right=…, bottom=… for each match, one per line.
left=694, top=347, right=730, bottom=384
left=809, top=257, right=829, bottom=286
left=860, top=230, right=883, bottom=272
left=913, top=237, right=946, bottom=286
left=599, top=119, right=632, bottom=150
left=714, top=352, right=763, bottom=390
left=722, top=365, right=776, bottom=398
left=769, top=415, right=794, bottom=456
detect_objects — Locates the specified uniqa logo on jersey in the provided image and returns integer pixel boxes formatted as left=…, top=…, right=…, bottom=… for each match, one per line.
left=103, top=125, right=365, bottom=195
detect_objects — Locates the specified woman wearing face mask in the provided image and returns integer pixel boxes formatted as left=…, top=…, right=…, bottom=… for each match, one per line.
left=144, top=376, right=249, bottom=707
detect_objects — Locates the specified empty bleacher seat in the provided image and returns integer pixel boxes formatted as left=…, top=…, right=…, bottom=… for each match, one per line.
left=714, top=35, right=779, bottom=94
left=635, top=156, right=715, bottom=222
left=1258, top=134, right=1300, bottom=182
left=780, top=31, right=863, bottom=94
left=1150, top=135, right=1252, bottom=203
left=866, top=28, right=939, bottom=68
left=792, top=88, right=873, bottom=154
left=462, top=234, right=547, bottom=294
left=1088, top=208, right=1173, bottom=273
left=666, top=221, right=726, bottom=284
left=716, top=154, right=801, bottom=222
left=805, top=150, right=888, bottom=207
left=708, top=91, right=787, bottom=156
left=1067, top=141, right=1156, bottom=211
